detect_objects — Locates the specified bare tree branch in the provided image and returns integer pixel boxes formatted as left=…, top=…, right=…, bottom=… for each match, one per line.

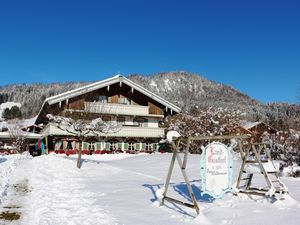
left=7, top=119, right=29, bottom=154
left=46, top=114, right=121, bottom=168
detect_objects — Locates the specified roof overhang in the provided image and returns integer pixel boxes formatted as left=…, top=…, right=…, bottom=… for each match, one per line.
left=44, top=75, right=181, bottom=113
left=35, top=75, right=181, bottom=125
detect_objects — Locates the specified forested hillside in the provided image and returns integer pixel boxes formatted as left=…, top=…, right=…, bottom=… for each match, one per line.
left=0, top=71, right=299, bottom=131
left=0, top=82, right=89, bottom=118
left=1, top=71, right=299, bottom=168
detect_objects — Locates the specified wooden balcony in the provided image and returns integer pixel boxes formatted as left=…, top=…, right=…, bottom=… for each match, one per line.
left=42, top=124, right=165, bottom=138
left=84, top=102, right=150, bottom=116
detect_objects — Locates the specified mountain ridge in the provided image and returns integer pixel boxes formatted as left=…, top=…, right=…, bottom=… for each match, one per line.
left=0, top=71, right=299, bottom=131
left=128, top=71, right=261, bottom=111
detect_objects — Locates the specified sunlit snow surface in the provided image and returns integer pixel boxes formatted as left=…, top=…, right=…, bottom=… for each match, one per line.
left=1, top=153, right=300, bottom=225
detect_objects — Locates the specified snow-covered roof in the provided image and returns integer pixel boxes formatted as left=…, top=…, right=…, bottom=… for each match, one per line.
left=241, top=121, right=278, bottom=133
left=241, top=121, right=262, bottom=130
left=0, top=131, right=41, bottom=140
left=0, top=121, right=8, bottom=130
left=0, top=117, right=38, bottom=131
left=42, top=75, right=181, bottom=113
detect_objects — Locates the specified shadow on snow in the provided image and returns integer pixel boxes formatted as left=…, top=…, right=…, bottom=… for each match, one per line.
left=0, top=157, right=7, bottom=164
left=143, top=181, right=215, bottom=217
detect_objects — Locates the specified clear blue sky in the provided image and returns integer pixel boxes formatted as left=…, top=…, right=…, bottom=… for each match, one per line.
left=0, top=0, right=299, bottom=103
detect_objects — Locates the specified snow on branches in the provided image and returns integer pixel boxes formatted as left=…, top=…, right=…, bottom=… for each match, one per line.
left=166, top=107, right=242, bottom=137
left=46, top=114, right=121, bottom=137
left=46, top=114, right=121, bottom=168
left=165, top=107, right=243, bottom=153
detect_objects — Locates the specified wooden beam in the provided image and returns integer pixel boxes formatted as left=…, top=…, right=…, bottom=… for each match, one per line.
left=161, top=138, right=199, bottom=215
left=163, top=196, right=196, bottom=209
left=174, top=134, right=250, bottom=142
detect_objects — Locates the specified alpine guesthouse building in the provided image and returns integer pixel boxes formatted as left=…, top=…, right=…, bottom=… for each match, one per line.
left=34, top=75, right=181, bottom=154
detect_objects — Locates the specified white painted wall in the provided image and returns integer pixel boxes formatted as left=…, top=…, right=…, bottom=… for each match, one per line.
left=147, top=117, right=159, bottom=128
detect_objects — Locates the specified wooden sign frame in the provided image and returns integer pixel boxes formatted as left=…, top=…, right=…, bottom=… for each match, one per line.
left=236, top=142, right=288, bottom=197
left=160, top=134, right=250, bottom=215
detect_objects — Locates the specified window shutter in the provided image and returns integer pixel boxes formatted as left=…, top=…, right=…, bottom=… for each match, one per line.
left=124, top=143, right=129, bottom=150
left=96, top=142, right=101, bottom=150
left=82, top=142, right=88, bottom=150
left=136, top=143, right=141, bottom=151
left=142, top=143, right=146, bottom=150
left=118, top=143, right=122, bottom=149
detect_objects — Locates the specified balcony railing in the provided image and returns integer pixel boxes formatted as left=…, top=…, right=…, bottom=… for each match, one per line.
left=43, top=124, right=165, bottom=138
left=84, top=102, right=150, bottom=116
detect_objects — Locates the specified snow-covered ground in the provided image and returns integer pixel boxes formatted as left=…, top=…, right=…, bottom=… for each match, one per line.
left=0, top=153, right=300, bottom=225
left=0, top=154, right=31, bottom=204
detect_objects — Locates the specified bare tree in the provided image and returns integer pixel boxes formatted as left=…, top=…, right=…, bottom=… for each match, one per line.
left=7, top=119, right=29, bottom=153
left=46, top=114, right=121, bottom=168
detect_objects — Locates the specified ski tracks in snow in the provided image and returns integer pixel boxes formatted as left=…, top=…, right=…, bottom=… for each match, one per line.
left=21, top=156, right=117, bottom=225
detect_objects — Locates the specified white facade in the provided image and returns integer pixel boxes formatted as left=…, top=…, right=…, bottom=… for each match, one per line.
left=42, top=124, right=164, bottom=138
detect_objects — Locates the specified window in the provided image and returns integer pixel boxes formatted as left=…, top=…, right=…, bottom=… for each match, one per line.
left=145, top=143, right=152, bottom=151
left=59, top=142, right=64, bottom=150
left=66, top=141, right=73, bottom=150
left=88, top=143, right=95, bottom=151
left=110, top=142, right=118, bottom=151
left=98, top=95, right=108, bottom=103
left=118, top=96, right=132, bottom=105
left=102, top=116, right=111, bottom=122
left=128, top=143, right=135, bottom=151
left=117, top=117, right=125, bottom=125
left=133, top=118, right=147, bottom=127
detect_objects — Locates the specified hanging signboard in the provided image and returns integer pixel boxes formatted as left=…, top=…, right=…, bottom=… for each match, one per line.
left=200, top=142, right=233, bottom=198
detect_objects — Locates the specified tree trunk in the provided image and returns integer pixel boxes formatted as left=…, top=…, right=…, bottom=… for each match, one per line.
left=77, top=148, right=82, bottom=168
left=77, top=138, right=82, bottom=168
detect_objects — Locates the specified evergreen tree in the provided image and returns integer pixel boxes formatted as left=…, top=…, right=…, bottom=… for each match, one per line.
left=2, top=106, right=22, bottom=120
left=2, top=108, right=11, bottom=120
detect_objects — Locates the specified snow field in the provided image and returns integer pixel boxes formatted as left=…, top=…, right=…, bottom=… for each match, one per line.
left=1, top=153, right=300, bottom=225
left=21, top=155, right=117, bottom=225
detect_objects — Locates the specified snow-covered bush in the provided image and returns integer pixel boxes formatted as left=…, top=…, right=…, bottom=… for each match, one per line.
left=269, top=129, right=300, bottom=167
left=165, top=107, right=243, bottom=153
left=282, top=165, right=300, bottom=177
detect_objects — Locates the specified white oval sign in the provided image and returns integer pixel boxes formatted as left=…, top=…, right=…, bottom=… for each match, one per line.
left=200, top=142, right=233, bottom=198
